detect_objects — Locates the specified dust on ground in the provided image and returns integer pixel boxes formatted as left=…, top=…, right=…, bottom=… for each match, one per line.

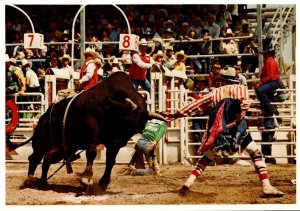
left=6, top=162, right=296, bottom=206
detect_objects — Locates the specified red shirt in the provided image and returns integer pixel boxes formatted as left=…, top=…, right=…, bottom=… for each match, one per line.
left=129, top=52, right=151, bottom=80
left=259, top=56, right=280, bottom=86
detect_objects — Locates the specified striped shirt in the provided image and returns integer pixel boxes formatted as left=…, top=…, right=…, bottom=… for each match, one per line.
left=178, top=85, right=250, bottom=117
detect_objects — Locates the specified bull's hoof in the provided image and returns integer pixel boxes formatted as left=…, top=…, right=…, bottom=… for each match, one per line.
left=98, top=176, right=110, bottom=192
left=98, top=181, right=108, bottom=192
left=20, top=176, right=47, bottom=189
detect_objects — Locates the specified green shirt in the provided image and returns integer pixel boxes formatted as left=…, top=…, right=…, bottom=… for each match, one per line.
left=6, top=66, right=20, bottom=92
left=143, top=120, right=168, bottom=142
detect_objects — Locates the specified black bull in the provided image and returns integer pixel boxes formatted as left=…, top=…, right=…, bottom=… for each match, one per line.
left=12, top=72, right=166, bottom=192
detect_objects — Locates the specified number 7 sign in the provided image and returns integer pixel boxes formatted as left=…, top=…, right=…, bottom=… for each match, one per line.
left=24, top=33, right=44, bottom=49
left=119, top=34, right=139, bottom=51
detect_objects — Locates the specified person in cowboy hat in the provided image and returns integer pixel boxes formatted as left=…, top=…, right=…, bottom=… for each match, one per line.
left=164, top=45, right=176, bottom=69
left=21, top=58, right=40, bottom=93
left=152, top=50, right=166, bottom=63
left=128, top=38, right=156, bottom=93
left=256, top=49, right=286, bottom=164
left=76, top=47, right=100, bottom=90
left=6, top=54, right=26, bottom=96
left=219, top=28, right=239, bottom=67
left=160, top=61, right=284, bottom=197
left=174, top=50, right=187, bottom=73
left=59, top=54, right=72, bottom=69
left=110, top=58, right=123, bottom=74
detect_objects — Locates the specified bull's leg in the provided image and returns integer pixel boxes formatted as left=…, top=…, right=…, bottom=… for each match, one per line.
left=39, top=147, right=64, bottom=187
left=20, top=150, right=44, bottom=189
left=80, top=147, right=97, bottom=192
left=98, top=146, right=120, bottom=191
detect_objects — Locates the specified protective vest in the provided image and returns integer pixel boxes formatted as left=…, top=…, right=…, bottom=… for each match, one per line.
left=80, top=61, right=98, bottom=90
left=129, top=52, right=150, bottom=80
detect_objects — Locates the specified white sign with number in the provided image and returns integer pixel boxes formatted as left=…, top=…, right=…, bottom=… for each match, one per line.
left=119, top=34, right=139, bottom=51
left=24, top=33, right=44, bottom=49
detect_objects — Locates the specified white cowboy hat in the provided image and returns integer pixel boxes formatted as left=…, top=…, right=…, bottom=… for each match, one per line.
left=175, top=50, right=187, bottom=61
left=59, top=54, right=71, bottom=63
left=112, top=58, right=119, bottom=64
left=139, top=38, right=148, bottom=46
left=111, top=58, right=121, bottom=68
left=225, top=28, right=234, bottom=37
left=153, top=50, right=166, bottom=61
left=83, top=47, right=99, bottom=60
left=21, top=59, right=32, bottom=68
left=220, top=67, right=240, bottom=83
left=5, top=54, right=10, bottom=62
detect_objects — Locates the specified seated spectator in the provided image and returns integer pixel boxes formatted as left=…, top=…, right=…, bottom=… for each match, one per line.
left=216, top=12, right=228, bottom=37
left=164, top=45, right=176, bottom=69
left=241, top=37, right=259, bottom=73
left=152, top=50, right=166, bottom=63
left=163, top=19, right=175, bottom=33
left=219, top=28, right=239, bottom=67
left=208, top=64, right=222, bottom=89
left=204, top=14, right=220, bottom=54
left=188, top=17, right=203, bottom=38
left=199, top=29, right=213, bottom=73
left=120, top=50, right=132, bottom=73
left=60, top=54, right=72, bottom=69
left=174, top=50, right=187, bottom=73
left=234, top=65, right=247, bottom=86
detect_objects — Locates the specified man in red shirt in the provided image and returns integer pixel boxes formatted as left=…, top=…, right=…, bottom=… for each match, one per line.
left=256, top=49, right=284, bottom=128
left=129, top=38, right=155, bottom=93
left=256, top=49, right=285, bottom=164
left=77, top=48, right=99, bottom=90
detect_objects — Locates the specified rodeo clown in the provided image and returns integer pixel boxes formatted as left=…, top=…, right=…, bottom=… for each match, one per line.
left=124, top=119, right=168, bottom=176
left=162, top=67, right=284, bottom=197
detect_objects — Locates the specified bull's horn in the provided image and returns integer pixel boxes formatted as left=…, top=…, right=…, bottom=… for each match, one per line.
left=148, top=112, right=167, bottom=122
left=125, top=98, right=138, bottom=111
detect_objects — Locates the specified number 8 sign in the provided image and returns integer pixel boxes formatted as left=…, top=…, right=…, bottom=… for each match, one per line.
left=119, top=34, right=139, bottom=51
left=24, top=33, right=44, bottom=49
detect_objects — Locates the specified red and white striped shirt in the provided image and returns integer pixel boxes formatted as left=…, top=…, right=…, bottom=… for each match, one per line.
left=178, top=84, right=250, bottom=117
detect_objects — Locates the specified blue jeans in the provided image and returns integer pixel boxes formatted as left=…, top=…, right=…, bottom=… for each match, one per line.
left=256, top=80, right=282, bottom=127
left=130, top=79, right=151, bottom=93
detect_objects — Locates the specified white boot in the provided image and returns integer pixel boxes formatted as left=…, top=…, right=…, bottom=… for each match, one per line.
left=263, top=185, right=284, bottom=197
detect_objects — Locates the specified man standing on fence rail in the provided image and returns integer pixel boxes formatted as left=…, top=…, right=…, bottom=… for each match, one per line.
left=161, top=69, right=284, bottom=197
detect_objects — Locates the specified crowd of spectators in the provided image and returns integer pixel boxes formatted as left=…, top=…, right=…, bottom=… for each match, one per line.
left=5, top=4, right=256, bottom=74
left=5, top=4, right=273, bottom=97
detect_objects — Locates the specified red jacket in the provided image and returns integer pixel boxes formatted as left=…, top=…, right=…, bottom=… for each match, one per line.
left=259, top=56, right=280, bottom=86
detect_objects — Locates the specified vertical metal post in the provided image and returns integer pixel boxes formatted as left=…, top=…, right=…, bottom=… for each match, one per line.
left=80, top=6, right=86, bottom=67
left=257, top=4, right=263, bottom=70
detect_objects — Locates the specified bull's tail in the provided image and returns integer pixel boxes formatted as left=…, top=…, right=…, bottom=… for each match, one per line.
left=6, top=136, right=33, bottom=152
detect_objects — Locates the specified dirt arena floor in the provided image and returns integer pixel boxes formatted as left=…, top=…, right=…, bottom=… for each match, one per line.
left=6, top=162, right=296, bottom=206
